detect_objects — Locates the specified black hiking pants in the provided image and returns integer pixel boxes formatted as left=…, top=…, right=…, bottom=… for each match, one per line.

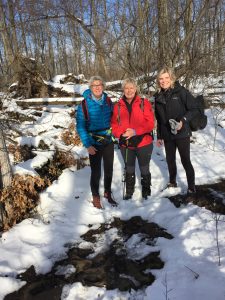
left=89, top=142, right=114, bottom=196
left=120, top=143, right=153, bottom=175
left=164, top=137, right=195, bottom=189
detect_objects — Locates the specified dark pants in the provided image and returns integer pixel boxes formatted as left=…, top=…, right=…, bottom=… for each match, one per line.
left=164, top=137, right=195, bottom=189
left=89, top=142, right=114, bottom=196
left=120, top=144, right=153, bottom=175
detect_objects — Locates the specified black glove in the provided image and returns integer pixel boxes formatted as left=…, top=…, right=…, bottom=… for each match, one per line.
left=119, top=134, right=128, bottom=146
left=119, top=134, right=143, bottom=147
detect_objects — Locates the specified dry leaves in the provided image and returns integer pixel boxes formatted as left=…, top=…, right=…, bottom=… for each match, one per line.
left=8, top=144, right=35, bottom=163
left=0, top=175, right=50, bottom=231
left=61, top=123, right=82, bottom=146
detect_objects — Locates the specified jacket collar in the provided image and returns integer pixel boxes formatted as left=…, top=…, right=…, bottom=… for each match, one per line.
left=156, top=81, right=183, bottom=104
left=119, top=94, right=140, bottom=105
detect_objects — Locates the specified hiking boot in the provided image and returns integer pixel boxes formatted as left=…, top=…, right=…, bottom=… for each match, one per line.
left=187, top=188, right=196, bottom=195
left=142, top=192, right=150, bottom=200
left=124, top=173, right=135, bottom=200
left=161, top=182, right=177, bottom=192
left=141, top=174, right=151, bottom=200
left=167, top=182, right=177, bottom=188
left=124, top=193, right=133, bottom=200
left=92, top=195, right=102, bottom=209
left=104, top=192, right=117, bottom=206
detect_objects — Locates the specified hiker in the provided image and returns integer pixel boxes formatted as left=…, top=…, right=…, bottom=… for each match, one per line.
left=111, top=78, right=154, bottom=200
left=76, top=76, right=116, bottom=209
left=154, top=66, right=197, bottom=194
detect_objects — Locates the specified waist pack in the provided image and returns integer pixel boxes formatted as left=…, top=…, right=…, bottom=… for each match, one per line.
left=91, top=133, right=112, bottom=145
left=119, top=134, right=144, bottom=147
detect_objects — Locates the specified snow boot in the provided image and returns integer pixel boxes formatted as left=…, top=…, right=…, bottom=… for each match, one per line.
left=92, top=195, right=102, bottom=209
left=141, top=174, right=151, bottom=200
left=124, top=173, right=135, bottom=200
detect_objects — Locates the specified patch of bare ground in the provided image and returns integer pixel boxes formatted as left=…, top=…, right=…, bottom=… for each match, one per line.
left=169, top=180, right=225, bottom=214
left=5, top=216, right=173, bottom=299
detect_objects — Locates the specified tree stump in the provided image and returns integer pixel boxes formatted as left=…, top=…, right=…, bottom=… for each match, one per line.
left=9, top=55, right=49, bottom=98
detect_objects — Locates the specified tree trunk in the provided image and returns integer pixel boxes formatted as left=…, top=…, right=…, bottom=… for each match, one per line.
left=0, top=127, right=12, bottom=189
left=0, top=0, right=14, bottom=69
left=157, top=0, right=170, bottom=66
left=8, top=0, right=19, bottom=56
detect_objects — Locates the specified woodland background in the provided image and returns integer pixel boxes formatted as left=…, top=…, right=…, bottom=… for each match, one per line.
left=0, top=0, right=225, bottom=90
left=1, top=1, right=225, bottom=298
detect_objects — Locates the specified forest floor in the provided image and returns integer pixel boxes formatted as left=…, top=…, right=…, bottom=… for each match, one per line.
left=4, top=180, right=225, bottom=300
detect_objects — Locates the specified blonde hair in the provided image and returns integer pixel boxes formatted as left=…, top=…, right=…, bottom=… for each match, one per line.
left=156, top=67, right=176, bottom=90
left=122, top=78, right=140, bottom=94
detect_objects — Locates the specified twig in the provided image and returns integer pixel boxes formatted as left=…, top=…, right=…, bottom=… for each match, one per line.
left=212, top=212, right=222, bottom=266
left=184, top=265, right=200, bottom=279
left=162, top=273, right=173, bottom=300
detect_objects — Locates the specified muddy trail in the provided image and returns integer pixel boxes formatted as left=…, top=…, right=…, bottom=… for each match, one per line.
left=5, top=216, right=173, bottom=300
left=4, top=180, right=225, bottom=300
left=169, top=180, right=225, bottom=214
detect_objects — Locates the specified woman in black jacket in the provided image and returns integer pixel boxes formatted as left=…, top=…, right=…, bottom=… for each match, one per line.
left=155, top=67, right=197, bottom=194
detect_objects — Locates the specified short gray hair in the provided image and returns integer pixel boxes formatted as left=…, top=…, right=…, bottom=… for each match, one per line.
left=89, top=76, right=105, bottom=89
left=122, top=78, right=139, bottom=94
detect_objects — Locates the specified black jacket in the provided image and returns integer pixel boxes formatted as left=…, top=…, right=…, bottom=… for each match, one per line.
left=154, top=81, right=198, bottom=141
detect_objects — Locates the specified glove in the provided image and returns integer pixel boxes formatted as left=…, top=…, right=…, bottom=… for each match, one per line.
left=119, top=134, right=143, bottom=147
left=169, top=119, right=180, bottom=135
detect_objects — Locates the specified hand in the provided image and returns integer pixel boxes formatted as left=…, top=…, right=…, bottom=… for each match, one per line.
left=87, top=146, right=97, bottom=155
left=177, top=121, right=183, bottom=131
left=156, top=139, right=164, bottom=147
left=122, top=128, right=135, bottom=140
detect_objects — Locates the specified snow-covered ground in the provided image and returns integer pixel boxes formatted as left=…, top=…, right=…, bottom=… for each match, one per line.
left=0, top=80, right=225, bottom=299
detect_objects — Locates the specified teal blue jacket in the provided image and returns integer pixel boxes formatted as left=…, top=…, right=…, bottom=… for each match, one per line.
left=76, top=89, right=113, bottom=148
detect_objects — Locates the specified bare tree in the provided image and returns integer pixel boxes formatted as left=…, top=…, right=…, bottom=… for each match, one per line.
left=0, top=0, right=224, bottom=82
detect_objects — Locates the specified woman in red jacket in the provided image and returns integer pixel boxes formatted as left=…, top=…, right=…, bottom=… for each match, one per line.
left=111, top=78, right=154, bottom=200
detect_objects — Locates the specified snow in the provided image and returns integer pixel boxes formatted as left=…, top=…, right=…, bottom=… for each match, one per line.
left=45, top=80, right=89, bottom=95
left=0, top=81, right=225, bottom=300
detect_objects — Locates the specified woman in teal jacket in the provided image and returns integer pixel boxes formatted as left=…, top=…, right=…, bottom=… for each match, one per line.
left=76, top=76, right=116, bottom=209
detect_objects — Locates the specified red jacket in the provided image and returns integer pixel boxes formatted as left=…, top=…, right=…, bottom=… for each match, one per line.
left=111, top=95, right=154, bottom=148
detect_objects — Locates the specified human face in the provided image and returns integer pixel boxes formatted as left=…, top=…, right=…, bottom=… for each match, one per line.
left=158, top=72, right=172, bottom=90
left=124, top=83, right=137, bottom=102
left=90, top=80, right=104, bottom=99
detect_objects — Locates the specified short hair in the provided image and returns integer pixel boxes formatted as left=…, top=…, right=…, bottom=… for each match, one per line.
left=89, top=76, right=105, bottom=89
left=122, top=78, right=140, bottom=94
left=156, top=67, right=176, bottom=90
